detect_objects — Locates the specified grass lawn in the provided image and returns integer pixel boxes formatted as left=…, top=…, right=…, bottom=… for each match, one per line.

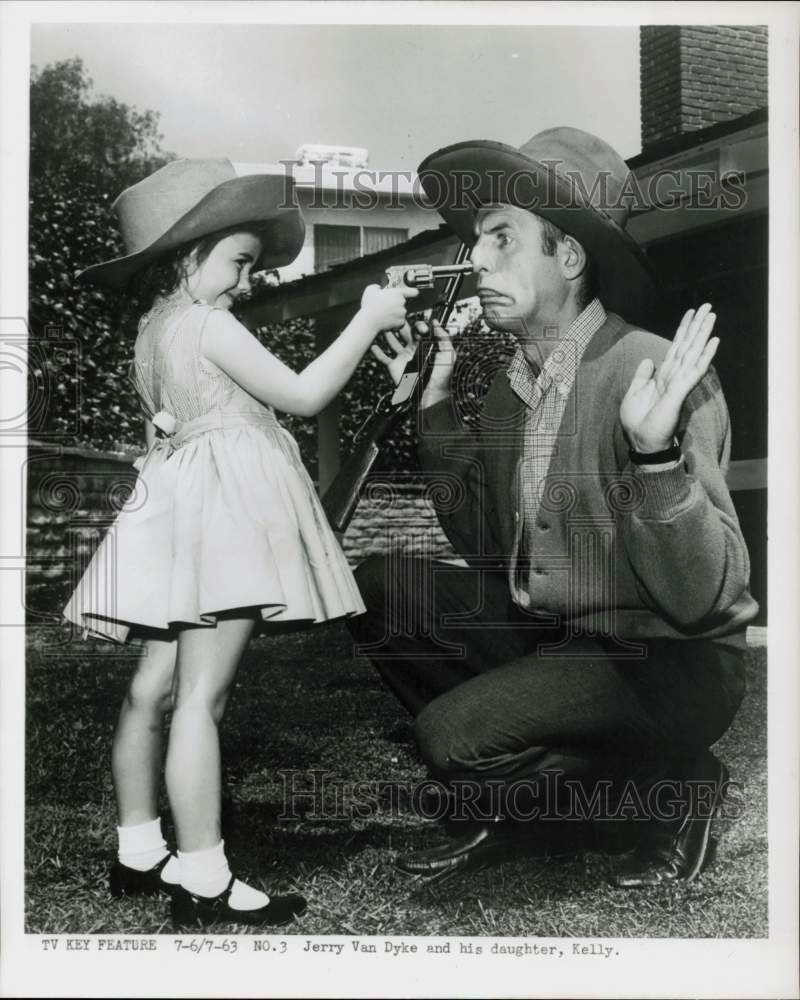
left=25, top=621, right=767, bottom=938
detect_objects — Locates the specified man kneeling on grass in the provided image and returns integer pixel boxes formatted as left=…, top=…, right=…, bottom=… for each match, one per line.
left=350, top=127, right=757, bottom=886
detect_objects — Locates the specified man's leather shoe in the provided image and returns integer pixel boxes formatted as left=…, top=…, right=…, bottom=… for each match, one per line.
left=109, top=854, right=177, bottom=898
left=394, top=820, right=581, bottom=877
left=609, top=754, right=729, bottom=888
left=171, top=877, right=307, bottom=929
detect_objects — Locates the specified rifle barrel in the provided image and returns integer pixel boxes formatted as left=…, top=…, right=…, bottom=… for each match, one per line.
left=321, top=242, right=472, bottom=532
left=432, top=244, right=473, bottom=324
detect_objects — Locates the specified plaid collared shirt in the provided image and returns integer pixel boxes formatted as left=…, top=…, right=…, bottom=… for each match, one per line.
left=506, top=297, right=607, bottom=606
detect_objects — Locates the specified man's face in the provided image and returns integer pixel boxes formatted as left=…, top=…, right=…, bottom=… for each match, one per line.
left=472, top=205, right=567, bottom=334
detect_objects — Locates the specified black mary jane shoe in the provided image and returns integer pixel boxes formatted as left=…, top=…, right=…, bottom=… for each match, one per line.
left=109, top=854, right=178, bottom=898
left=171, top=876, right=307, bottom=930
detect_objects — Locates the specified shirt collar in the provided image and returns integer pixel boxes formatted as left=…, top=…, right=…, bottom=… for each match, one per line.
left=507, top=298, right=606, bottom=403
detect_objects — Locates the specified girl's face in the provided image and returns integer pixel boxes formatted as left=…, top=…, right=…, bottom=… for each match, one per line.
left=184, top=231, right=263, bottom=310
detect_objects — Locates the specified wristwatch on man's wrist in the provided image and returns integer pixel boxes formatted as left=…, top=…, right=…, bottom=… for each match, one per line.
left=628, top=441, right=682, bottom=466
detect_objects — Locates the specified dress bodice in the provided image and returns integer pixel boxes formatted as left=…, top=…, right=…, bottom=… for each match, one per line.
left=131, top=296, right=269, bottom=424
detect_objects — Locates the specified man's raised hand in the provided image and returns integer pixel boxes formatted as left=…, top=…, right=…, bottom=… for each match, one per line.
left=620, top=303, right=720, bottom=454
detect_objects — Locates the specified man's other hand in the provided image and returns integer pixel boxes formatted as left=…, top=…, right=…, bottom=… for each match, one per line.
left=620, top=303, right=720, bottom=453
left=371, top=319, right=457, bottom=408
left=370, top=320, right=420, bottom=387
left=420, top=320, right=457, bottom=408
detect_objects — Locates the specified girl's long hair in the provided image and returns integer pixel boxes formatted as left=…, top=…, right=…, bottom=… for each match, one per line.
left=122, top=224, right=272, bottom=327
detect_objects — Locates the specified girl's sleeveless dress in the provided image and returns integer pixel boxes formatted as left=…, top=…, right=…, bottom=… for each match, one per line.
left=63, top=297, right=365, bottom=643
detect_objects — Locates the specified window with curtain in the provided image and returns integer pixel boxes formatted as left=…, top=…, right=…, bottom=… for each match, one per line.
left=363, top=226, right=409, bottom=256
left=313, top=224, right=410, bottom=272
left=314, top=224, right=361, bottom=272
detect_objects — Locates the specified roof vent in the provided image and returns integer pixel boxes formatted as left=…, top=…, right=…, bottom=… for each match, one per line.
left=294, top=144, right=369, bottom=169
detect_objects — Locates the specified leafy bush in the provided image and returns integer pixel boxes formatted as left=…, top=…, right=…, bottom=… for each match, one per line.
left=29, top=58, right=170, bottom=450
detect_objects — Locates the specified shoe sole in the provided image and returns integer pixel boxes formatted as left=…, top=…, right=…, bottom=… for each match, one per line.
left=684, top=762, right=729, bottom=883
left=171, top=914, right=302, bottom=931
left=171, top=897, right=307, bottom=930
left=395, top=838, right=564, bottom=879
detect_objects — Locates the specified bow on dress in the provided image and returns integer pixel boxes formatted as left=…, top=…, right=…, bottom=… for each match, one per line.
left=132, top=410, right=180, bottom=472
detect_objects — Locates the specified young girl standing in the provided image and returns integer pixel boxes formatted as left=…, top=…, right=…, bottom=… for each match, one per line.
left=64, top=158, right=416, bottom=929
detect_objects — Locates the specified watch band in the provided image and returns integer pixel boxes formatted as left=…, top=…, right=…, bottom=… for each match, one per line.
left=628, top=442, right=682, bottom=466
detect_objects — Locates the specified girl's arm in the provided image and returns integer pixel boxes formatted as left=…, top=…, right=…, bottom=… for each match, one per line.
left=201, top=285, right=417, bottom=418
left=132, top=417, right=156, bottom=473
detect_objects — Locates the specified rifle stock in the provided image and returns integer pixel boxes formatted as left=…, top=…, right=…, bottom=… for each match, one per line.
left=321, top=243, right=471, bottom=532
left=320, top=406, right=406, bottom=533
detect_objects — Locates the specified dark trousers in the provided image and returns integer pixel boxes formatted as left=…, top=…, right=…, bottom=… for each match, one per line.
left=348, top=556, right=746, bottom=821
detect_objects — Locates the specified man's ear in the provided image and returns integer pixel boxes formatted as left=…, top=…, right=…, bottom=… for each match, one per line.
left=560, top=235, right=589, bottom=283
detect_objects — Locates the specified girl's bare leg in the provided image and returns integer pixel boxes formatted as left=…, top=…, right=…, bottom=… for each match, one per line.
left=165, top=616, right=255, bottom=852
left=163, top=615, right=306, bottom=919
left=112, top=633, right=177, bottom=826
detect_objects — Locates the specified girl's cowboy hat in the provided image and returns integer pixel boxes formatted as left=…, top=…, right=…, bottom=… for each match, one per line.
left=79, top=158, right=306, bottom=289
left=418, top=127, right=656, bottom=324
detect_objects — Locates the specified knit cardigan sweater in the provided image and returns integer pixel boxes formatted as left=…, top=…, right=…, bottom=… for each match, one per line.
left=418, top=311, right=758, bottom=643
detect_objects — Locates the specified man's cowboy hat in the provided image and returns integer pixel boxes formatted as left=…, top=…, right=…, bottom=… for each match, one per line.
left=79, top=158, right=306, bottom=289
left=418, top=127, right=656, bottom=324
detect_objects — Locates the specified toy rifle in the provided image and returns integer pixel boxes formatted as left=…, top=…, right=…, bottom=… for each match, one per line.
left=321, top=244, right=473, bottom=533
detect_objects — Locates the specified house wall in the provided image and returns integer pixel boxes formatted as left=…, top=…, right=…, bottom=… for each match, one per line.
left=643, top=213, right=768, bottom=618
left=281, top=190, right=438, bottom=281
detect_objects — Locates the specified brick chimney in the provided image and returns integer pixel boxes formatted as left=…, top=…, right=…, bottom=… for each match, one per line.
left=640, top=25, right=768, bottom=150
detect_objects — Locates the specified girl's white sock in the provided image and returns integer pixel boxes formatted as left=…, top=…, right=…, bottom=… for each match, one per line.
left=227, top=879, right=270, bottom=911
left=178, top=840, right=269, bottom=910
left=118, top=818, right=180, bottom=884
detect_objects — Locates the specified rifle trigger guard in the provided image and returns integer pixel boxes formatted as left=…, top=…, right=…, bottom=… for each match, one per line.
left=353, top=391, right=394, bottom=444
left=375, top=391, right=395, bottom=415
